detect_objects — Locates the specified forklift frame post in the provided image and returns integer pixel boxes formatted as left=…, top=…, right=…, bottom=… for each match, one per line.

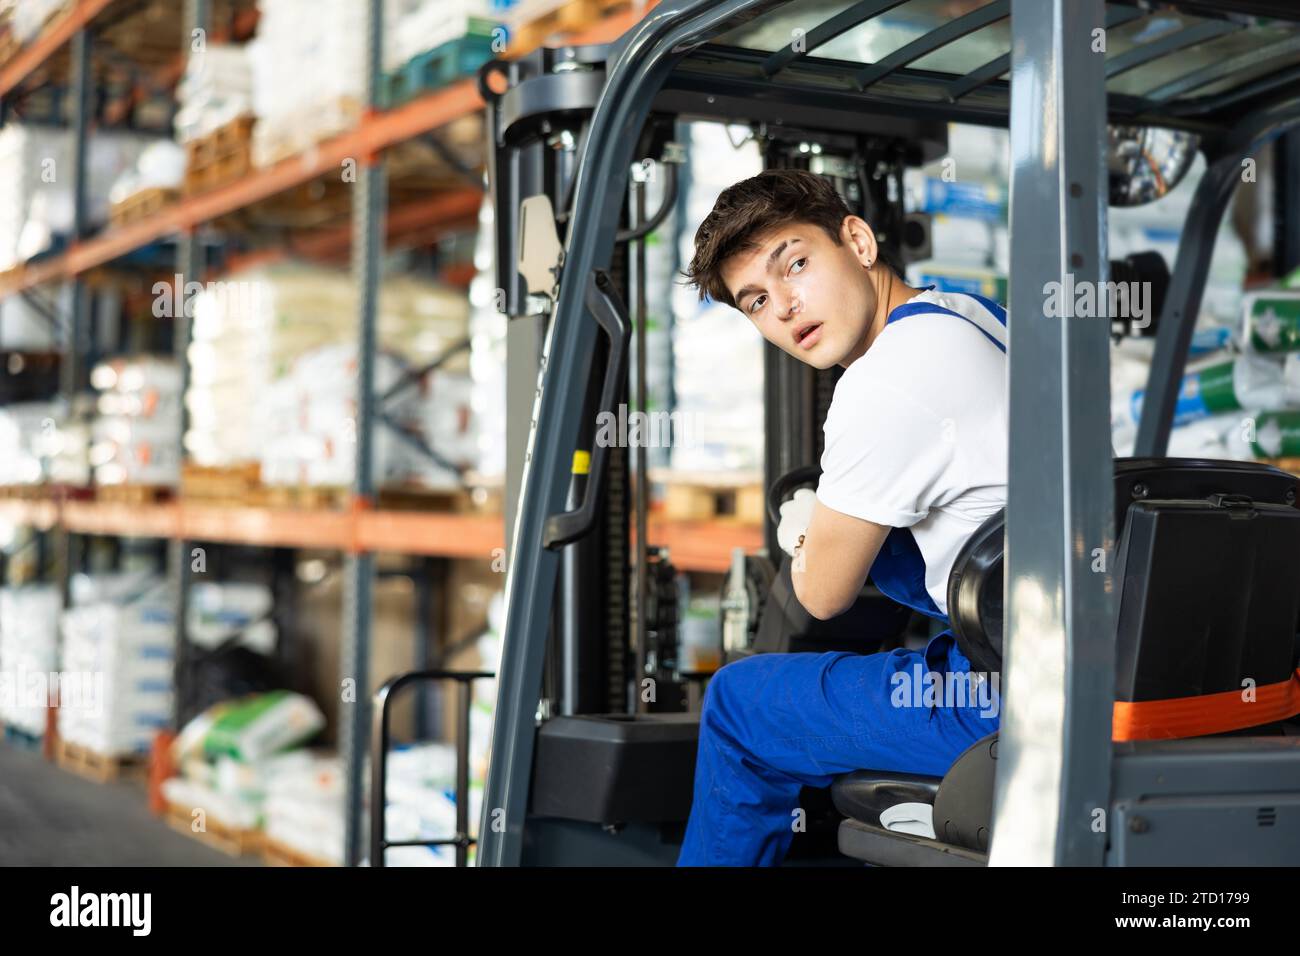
left=477, top=0, right=774, bottom=868
left=994, top=0, right=1114, bottom=867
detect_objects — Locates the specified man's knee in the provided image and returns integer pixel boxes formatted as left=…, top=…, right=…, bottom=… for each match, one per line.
left=699, top=655, right=769, bottom=740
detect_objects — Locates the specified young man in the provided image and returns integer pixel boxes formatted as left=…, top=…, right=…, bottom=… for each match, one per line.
left=676, top=168, right=1007, bottom=866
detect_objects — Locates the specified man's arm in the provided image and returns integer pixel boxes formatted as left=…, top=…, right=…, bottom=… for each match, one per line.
left=791, top=498, right=891, bottom=621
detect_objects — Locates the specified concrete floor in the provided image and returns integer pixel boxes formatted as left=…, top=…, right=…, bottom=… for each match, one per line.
left=0, top=742, right=256, bottom=866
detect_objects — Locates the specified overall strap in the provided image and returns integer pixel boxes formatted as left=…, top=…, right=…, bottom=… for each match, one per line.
left=885, top=292, right=1007, bottom=355
left=866, top=291, right=1009, bottom=623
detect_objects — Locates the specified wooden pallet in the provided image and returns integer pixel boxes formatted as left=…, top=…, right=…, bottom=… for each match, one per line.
left=185, top=114, right=255, bottom=168
left=181, top=462, right=262, bottom=501
left=508, top=0, right=637, bottom=55
left=380, top=30, right=498, bottom=110
left=108, top=187, right=180, bottom=228
left=261, top=835, right=337, bottom=868
left=183, top=115, right=255, bottom=196
left=251, top=176, right=353, bottom=230
left=0, top=33, right=21, bottom=71
left=164, top=801, right=264, bottom=858
left=373, top=484, right=478, bottom=513
left=251, top=96, right=362, bottom=169
left=660, top=481, right=764, bottom=524
left=184, top=150, right=252, bottom=197
left=0, top=483, right=53, bottom=500
left=95, top=483, right=173, bottom=505
left=56, top=739, right=148, bottom=784
left=247, top=484, right=350, bottom=511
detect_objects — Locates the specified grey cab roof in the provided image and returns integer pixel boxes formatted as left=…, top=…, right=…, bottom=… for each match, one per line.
left=662, top=0, right=1300, bottom=136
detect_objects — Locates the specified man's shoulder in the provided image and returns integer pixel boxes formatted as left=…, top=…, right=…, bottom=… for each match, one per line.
left=838, top=310, right=966, bottom=391
left=831, top=293, right=1006, bottom=419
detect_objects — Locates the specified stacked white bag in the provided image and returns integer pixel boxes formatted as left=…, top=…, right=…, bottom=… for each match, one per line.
left=247, top=0, right=445, bottom=166
left=0, top=0, right=67, bottom=45
left=0, top=586, right=61, bottom=736
left=0, top=124, right=156, bottom=271
left=263, top=751, right=346, bottom=864
left=0, top=402, right=59, bottom=486
left=185, top=262, right=474, bottom=489
left=89, top=356, right=182, bottom=487
left=58, top=573, right=174, bottom=757
left=173, top=44, right=254, bottom=144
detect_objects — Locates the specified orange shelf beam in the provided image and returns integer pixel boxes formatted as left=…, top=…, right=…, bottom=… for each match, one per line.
left=0, top=0, right=117, bottom=97
left=63, top=499, right=178, bottom=538
left=645, top=518, right=763, bottom=574
left=0, top=491, right=757, bottom=571
left=357, top=510, right=505, bottom=558
left=0, top=498, right=61, bottom=530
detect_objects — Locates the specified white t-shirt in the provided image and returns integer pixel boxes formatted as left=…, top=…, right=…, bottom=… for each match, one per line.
left=816, top=289, right=1008, bottom=615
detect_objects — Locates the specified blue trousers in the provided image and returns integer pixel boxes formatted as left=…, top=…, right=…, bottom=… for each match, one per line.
left=676, top=633, right=1000, bottom=866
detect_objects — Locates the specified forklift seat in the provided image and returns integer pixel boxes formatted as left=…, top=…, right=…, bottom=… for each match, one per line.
left=834, top=457, right=1300, bottom=865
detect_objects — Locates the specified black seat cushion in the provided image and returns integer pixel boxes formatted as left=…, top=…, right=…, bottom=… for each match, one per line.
left=838, top=818, right=987, bottom=867
left=830, top=770, right=942, bottom=826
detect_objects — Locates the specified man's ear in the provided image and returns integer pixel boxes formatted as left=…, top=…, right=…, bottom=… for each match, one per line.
left=841, top=216, right=879, bottom=269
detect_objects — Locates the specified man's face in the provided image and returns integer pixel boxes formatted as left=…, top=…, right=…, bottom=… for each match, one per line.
left=720, top=217, right=878, bottom=370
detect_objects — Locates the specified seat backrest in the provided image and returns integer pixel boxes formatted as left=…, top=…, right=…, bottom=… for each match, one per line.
left=1113, top=490, right=1300, bottom=709
left=947, top=459, right=1300, bottom=713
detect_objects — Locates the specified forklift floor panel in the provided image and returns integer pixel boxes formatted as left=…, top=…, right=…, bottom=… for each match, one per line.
left=0, top=744, right=257, bottom=866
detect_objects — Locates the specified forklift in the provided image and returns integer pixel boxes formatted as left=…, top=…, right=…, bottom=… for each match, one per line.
left=376, top=0, right=1300, bottom=866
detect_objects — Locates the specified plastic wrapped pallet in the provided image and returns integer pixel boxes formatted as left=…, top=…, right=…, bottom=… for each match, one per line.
left=58, top=574, right=174, bottom=757
left=248, top=0, right=447, bottom=166
left=379, top=741, right=486, bottom=866
left=0, top=124, right=159, bottom=271
left=262, top=751, right=345, bottom=864
left=173, top=44, right=254, bottom=145
left=0, top=401, right=58, bottom=485
left=89, top=356, right=182, bottom=487
left=0, top=0, right=66, bottom=45
left=0, top=586, right=61, bottom=736
left=1111, top=352, right=1289, bottom=437
left=0, top=398, right=89, bottom=486
left=257, top=343, right=475, bottom=490
left=107, top=141, right=186, bottom=208
left=388, top=0, right=505, bottom=73
left=188, top=581, right=277, bottom=654
left=161, top=747, right=325, bottom=834
left=183, top=262, right=473, bottom=486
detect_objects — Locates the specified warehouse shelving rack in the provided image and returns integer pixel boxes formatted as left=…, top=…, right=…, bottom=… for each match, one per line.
left=0, top=0, right=732, bottom=866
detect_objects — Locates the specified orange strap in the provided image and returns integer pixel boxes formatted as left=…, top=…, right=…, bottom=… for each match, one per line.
left=1112, top=668, right=1300, bottom=741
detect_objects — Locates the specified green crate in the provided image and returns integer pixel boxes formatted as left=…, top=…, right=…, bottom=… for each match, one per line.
left=380, top=28, right=502, bottom=109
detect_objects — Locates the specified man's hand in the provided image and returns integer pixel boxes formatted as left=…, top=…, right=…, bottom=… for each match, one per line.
left=776, top=488, right=816, bottom=556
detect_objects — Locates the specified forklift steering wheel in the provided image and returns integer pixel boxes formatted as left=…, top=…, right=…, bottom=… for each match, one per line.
left=767, top=465, right=823, bottom=526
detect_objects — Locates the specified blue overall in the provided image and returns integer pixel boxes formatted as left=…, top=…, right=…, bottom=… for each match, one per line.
left=677, top=292, right=1007, bottom=867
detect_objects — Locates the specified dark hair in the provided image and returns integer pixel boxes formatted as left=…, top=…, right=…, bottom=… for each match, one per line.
left=682, top=168, right=900, bottom=308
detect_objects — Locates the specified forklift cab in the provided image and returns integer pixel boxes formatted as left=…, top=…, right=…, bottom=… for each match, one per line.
left=473, top=0, right=1300, bottom=866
